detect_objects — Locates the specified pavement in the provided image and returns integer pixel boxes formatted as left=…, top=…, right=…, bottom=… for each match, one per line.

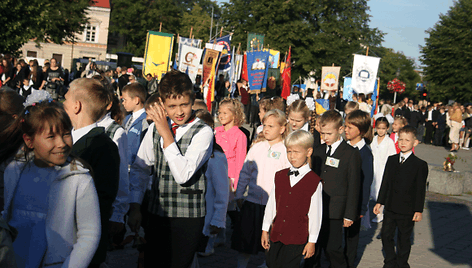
left=106, top=139, right=472, bottom=268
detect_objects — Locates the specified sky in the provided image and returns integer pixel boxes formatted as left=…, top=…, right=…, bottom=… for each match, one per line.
left=368, top=0, right=454, bottom=66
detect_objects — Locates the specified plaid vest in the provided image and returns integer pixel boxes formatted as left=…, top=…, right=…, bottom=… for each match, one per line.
left=149, top=120, right=207, bottom=218
left=105, top=121, right=123, bottom=139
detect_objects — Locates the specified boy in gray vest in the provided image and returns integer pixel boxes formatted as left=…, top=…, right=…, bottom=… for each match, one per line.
left=128, top=70, right=214, bottom=268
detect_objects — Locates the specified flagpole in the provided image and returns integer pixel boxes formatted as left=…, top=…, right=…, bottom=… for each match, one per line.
left=159, top=22, right=162, bottom=32
left=189, top=27, right=193, bottom=39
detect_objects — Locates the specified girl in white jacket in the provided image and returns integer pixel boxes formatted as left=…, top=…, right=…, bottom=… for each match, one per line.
left=3, top=95, right=101, bottom=268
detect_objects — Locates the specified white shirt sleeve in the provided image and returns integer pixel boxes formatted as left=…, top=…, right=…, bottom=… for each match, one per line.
left=110, top=127, right=130, bottom=223
left=129, top=124, right=155, bottom=204
left=262, top=184, right=276, bottom=232
left=163, top=125, right=214, bottom=185
left=308, top=182, right=323, bottom=243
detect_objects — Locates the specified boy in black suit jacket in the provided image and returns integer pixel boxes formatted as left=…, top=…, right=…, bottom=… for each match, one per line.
left=307, top=110, right=362, bottom=268
left=374, top=126, right=428, bottom=268
left=64, top=78, right=121, bottom=268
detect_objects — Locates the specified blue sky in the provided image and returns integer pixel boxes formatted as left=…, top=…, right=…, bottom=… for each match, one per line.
left=368, top=0, right=454, bottom=65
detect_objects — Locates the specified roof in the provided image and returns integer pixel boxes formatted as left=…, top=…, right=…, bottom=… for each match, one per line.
left=91, top=0, right=110, bottom=9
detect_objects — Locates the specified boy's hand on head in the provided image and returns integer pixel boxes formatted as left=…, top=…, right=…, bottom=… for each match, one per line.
left=373, top=203, right=382, bottom=215
left=302, top=242, right=315, bottom=259
left=261, top=231, right=270, bottom=250
left=412, top=212, right=423, bottom=222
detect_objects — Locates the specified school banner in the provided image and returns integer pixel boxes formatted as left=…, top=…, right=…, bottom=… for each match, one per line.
left=268, top=49, right=280, bottom=68
left=246, top=50, right=270, bottom=92
left=233, top=54, right=243, bottom=82
left=351, top=54, right=381, bottom=95
left=205, top=43, right=224, bottom=52
left=177, top=36, right=202, bottom=66
left=247, top=33, right=264, bottom=51
left=143, top=31, right=174, bottom=79
left=343, top=77, right=353, bottom=101
left=316, top=99, right=330, bottom=112
left=202, top=48, right=220, bottom=86
left=178, top=44, right=203, bottom=84
left=321, top=66, right=341, bottom=92
left=211, top=35, right=232, bottom=72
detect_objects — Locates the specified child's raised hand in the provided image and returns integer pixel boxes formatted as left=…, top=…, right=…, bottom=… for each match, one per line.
left=412, top=212, right=423, bottom=222
left=302, top=242, right=315, bottom=259
left=261, top=231, right=270, bottom=250
left=373, top=203, right=382, bottom=215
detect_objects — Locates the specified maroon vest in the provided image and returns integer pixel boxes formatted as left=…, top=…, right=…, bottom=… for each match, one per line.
left=270, top=168, right=322, bottom=245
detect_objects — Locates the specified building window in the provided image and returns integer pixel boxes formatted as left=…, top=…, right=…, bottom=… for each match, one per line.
left=27, top=51, right=37, bottom=57
left=85, top=24, right=98, bottom=43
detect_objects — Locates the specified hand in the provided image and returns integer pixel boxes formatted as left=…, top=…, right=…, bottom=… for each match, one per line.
left=261, top=231, right=270, bottom=250
left=128, top=203, right=142, bottom=233
left=302, top=242, right=315, bottom=259
left=109, top=221, right=125, bottom=236
left=343, top=219, right=353, bottom=228
left=147, top=99, right=173, bottom=148
left=412, top=212, right=423, bottom=222
left=209, top=225, right=223, bottom=235
left=373, top=203, right=382, bottom=215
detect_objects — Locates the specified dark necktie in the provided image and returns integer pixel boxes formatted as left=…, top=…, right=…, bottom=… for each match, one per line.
left=171, top=113, right=196, bottom=136
left=288, top=170, right=299, bottom=177
left=400, top=156, right=405, bottom=164
left=125, top=114, right=133, bottom=131
left=327, top=145, right=332, bottom=156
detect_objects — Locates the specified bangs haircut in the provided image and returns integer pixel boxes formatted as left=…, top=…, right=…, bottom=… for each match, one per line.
left=158, top=70, right=195, bottom=102
left=345, top=110, right=371, bottom=136
left=22, top=101, right=72, bottom=139
left=399, top=125, right=417, bottom=138
left=219, top=97, right=245, bottom=126
left=123, top=82, right=147, bottom=104
left=319, top=110, right=343, bottom=129
left=285, top=130, right=314, bottom=150
left=263, top=109, right=288, bottom=138
left=375, top=117, right=390, bottom=128
left=69, top=78, right=110, bottom=122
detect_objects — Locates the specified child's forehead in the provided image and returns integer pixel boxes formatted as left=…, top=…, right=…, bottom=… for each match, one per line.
left=164, top=94, right=192, bottom=104
left=287, top=144, right=309, bottom=150
left=399, top=131, right=415, bottom=139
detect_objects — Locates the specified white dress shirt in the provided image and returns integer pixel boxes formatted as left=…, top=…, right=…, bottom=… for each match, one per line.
left=326, top=137, right=343, bottom=156
left=96, top=113, right=130, bottom=223
left=125, top=108, right=146, bottom=133
left=262, top=164, right=323, bottom=243
left=129, top=118, right=214, bottom=204
left=72, top=123, right=97, bottom=144
left=399, top=151, right=413, bottom=163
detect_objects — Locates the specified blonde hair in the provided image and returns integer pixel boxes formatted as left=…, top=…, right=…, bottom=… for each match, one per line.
left=69, top=78, right=110, bottom=122
left=287, top=99, right=311, bottom=120
left=344, top=101, right=359, bottom=114
left=285, top=130, right=314, bottom=149
left=259, top=96, right=285, bottom=113
left=253, top=109, right=288, bottom=145
left=219, top=98, right=245, bottom=126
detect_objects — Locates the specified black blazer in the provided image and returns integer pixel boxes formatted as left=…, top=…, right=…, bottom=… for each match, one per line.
left=377, top=153, right=428, bottom=216
left=311, top=140, right=362, bottom=220
left=71, top=127, right=120, bottom=263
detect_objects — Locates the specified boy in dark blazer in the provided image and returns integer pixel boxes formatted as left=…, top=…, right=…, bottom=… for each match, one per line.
left=374, top=126, right=428, bottom=268
left=307, top=110, right=362, bottom=268
left=64, top=78, right=121, bottom=268
left=434, top=107, right=447, bottom=146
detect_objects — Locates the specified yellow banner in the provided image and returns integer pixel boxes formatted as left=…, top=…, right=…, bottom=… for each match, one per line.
left=143, top=31, right=174, bottom=80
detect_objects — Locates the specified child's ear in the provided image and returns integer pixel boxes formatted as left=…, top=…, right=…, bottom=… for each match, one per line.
left=338, top=125, right=344, bottom=135
left=306, top=147, right=313, bottom=158
left=23, top=133, right=34, bottom=149
left=413, top=139, right=419, bottom=147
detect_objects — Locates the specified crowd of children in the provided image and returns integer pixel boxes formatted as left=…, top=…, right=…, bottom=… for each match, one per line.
left=0, top=70, right=431, bottom=268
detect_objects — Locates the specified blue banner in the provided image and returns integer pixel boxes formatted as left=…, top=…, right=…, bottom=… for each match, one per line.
left=247, top=50, right=270, bottom=91
left=343, top=77, right=353, bottom=101
left=211, top=35, right=232, bottom=72
left=316, top=99, right=330, bottom=111
left=371, top=80, right=378, bottom=117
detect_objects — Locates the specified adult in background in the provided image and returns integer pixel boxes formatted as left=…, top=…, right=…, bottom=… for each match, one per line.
left=40, top=58, right=64, bottom=100
left=145, top=73, right=158, bottom=96
left=401, top=97, right=411, bottom=122
left=449, top=102, right=463, bottom=152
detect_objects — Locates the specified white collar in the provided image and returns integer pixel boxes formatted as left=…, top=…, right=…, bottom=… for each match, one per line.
left=400, top=151, right=413, bottom=162
left=348, top=138, right=366, bottom=150
left=301, top=122, right=310, bottom=132
left=327, top=137, right=343, bottom=155
left=132, top=108, right=145, bottom=121
left=96, top=112, right=113, bottom=128
left=72, top=123, right=97, bottom=144
left=290, top=163, right=310, bottom=175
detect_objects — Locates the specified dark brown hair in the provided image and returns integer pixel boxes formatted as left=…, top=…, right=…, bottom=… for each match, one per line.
left=319, top=110, right=343, bottom=129
left=158, top=70, right=194, bottom=102
left=399, top=125, right=417, bottom=138
left=122, top=82, right=147, bottom=104
left=345, top=110, right=373, bottom=144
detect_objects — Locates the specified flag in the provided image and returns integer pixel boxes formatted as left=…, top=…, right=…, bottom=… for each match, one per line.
left=143, top=31, right=174, bottom=79
left=268, top=49, right=280, bottom=68
left=343, top=77, right=353, bottom=101
left=241, top=53, right=248, bottom=82
left=247, top=33, right=264, bottom=51
left=246, top=50, right=270, bottom=92
left=351, top=54, right=381, bottom=95
left=321, top=66, right=341, bottom=92
left=177, top=36, right=202, bottom=66
left=202, top=49, right=220, bottom=86
left=206, top=62, right=216, bottom=111
left=178, top=44, right=203, bottom=84
left=281, top=47, right=291, bottom=100
left=371, top=79, right=379, bottom=118
left=211, top=35, right=232, bottom=72
left=315, top=100, right=328, bottom=115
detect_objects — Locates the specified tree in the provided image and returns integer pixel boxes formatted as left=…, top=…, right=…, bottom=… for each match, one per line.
left=0, top=0, right=90, bottom=54
left=179, top=3, right=214, bottom=41
left=421, top=0, right=472, bottom=103
left=109, top=0, right=182, bottom=56
left=221, top=0, right=384, bottom=80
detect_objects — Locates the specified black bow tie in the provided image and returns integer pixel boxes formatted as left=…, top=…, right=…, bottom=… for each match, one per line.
left=288, top=170, right=299, bottom=176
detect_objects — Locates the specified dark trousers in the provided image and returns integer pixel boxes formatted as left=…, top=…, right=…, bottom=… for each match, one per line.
left=434, top=127, right=445, bottom=146
left=266, top=241, right=305, bottom=268
left=307, top=218, right=347, bottom=268
left=424, top=122, right=434, bottom=144
left=144, top=215, right=205, bottom=268
left=244, top=104, right=250, bottom=123
left=381, top=212, right=415, bottom=268
left=344, top=218, right=361, bottom=267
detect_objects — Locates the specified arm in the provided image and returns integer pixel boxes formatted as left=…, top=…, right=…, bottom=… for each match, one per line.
left=207, top=154, right=230, bottom=230
left=414, top=160, right=429, bottom=213
left=360, top=150, right=374, bottom=216
left=261, top=185, right=276, bottom=250
left=233, top=132, right=248, bottom=189
left=377, top=156, right=394, bottom=205
left=63, top=175, right=101, bottom=268
left=110, top=128, right=130, bottom=225
left=344, top=149, right=362, bottom=222
left=234, top=149, right=256, bottom=200
left=307, top=182, right=323, bottom=243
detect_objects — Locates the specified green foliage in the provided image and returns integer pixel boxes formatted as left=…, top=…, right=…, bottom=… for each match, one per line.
left=421, top=0, right=472, bottom=103
left=179, top=4, right=212, bottom=42
left=369, top=47, right=421, bottom=101
left=221, top=0, right=384, bottom=80
left=0, top=0, right=89, bottom=54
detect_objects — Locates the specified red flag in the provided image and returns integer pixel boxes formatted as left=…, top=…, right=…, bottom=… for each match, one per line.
left=241, top=53, right=248, bottom=82
left=281, top=47, right=291, bottom=100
